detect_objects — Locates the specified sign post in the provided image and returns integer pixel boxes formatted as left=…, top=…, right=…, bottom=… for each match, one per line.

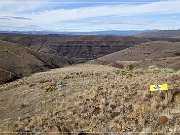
left=149, top=83, right=169, bottom=132
left=150, top=83, right=169, bottom=102
left=150, top=84, right=168, bottom=91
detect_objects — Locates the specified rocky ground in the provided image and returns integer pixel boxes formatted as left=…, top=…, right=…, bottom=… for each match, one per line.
left=0, top=64, right=180, bottom=134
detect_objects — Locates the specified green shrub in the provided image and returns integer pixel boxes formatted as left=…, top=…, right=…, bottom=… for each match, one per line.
left=148, top=65, right=160, bottom=73
left=160, top=68, right=175, bottom=73
left=58, top=80, right=67, bottom=87
left=133, top=68, right=144, bottom=74
left=148, top=65, right=175, bottom=73
left=176, top=70, right=180, bottom=74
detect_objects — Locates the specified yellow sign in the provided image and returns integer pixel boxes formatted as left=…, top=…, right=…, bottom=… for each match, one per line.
left=150, top=84, right=168, bottom=91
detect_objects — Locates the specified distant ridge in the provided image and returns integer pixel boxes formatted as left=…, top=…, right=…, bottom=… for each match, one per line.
left=0, top=30, right=144, bottom=36
left=136, top=30, right=180, bottom=41
left=0, top=34, right=146, bottom=58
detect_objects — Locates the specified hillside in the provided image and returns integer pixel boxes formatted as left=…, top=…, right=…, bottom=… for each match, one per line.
left=0, top=64, right=179, bottom=133
left=136, top=30, right=180, bottom=42
left=0, top=34, right=146, bottom=58
left=90, top=41, right=180, bottom=69
left=0, top=40, right=80, bottom=84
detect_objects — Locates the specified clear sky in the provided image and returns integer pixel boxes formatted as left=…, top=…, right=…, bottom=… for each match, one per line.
left=0, top=0, right=180, bottom=32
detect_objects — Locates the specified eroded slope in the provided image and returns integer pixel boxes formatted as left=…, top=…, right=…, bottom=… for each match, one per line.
left=0, top=40, right=77, bottom=84
left=0, top=34, right=146, bottom=58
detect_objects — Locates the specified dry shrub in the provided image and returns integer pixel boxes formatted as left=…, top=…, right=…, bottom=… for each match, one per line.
left=133, top=105, right=147, bottom=118
left=172, top=91, right=180, bottom=105
left=46, top=126, right=60, bottom=135
left=160, top=100, right=168, bottom=109
left=58, top=80, right=67, bottom=87
left=150, top=91, right=173, bottom=110
left=154, top=115, right=169, bottom=131
left=127, top=64, right=134, bottom=70
left=109, top=62, right=124, bottom=69
left=94, top=72, right=102, bottom=77
left=46, top=125, right=71, bottom=135
left=157, top=116, right=168, bottom=125
left=166, top=91, right=173, bottom=103
left=80, top=72, right=89, bottom=78
left=142, top=90, right=150, bottom=101
left=108, top=120, right=122, bottom=131
left=38, top=79, right=51, bottom=84
left=158, top=91, right=173, bottom=108
left=114, top=69, right=121, bottom=75
left=28, top=83, right=36, bottom=88
left=150, top=98, right=159, bottom=112
left=44, top=84, right=56, bottom=92
left=63, top=74, right=71, bottom=79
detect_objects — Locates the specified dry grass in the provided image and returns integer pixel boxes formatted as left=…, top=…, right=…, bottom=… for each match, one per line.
left=0, top=40, right=79, bottom=85
left=0, top=64, right=179, bottom=134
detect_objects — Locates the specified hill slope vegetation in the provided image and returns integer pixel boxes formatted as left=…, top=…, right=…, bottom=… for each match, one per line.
left=90, top=41, right=180, bottom=69
left=0, top=40, right=79, bottom=84
left=0, top=64, right=179, bottom=133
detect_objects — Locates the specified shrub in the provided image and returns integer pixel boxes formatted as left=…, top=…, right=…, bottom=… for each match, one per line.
left=109, top=62, right=124, bottom=68
left=176, top=70, right=180, bottom=75
left=62, top=74, right=71, bottom=79
left=148, top=65, right=160, bottom=73
left=114, top=69, right=121, bottom=75
left=159, top=68, right=175, bottom=73
left=133, top=68, right=144, bottom=75
left=58, top=80, right=67, bottom=87
left=157, top=116, right=168, bottom=125
left=127, top=65, right=134, bottom=71
left=44, top=85, right=56, bottom=92
left=148, top=65, right=175, bottom=73
left=150, top=98, right=159, bottom=111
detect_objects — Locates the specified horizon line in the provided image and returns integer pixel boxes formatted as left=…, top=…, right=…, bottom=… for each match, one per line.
left=1, top=1, right=180, bottom=3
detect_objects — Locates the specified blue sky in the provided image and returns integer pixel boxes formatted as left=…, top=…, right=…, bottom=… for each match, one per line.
left=0, top=0, right=180, bottom=32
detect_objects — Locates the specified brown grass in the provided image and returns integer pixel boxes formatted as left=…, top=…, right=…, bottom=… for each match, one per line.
left=0, top=64, right=179, bottom=133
